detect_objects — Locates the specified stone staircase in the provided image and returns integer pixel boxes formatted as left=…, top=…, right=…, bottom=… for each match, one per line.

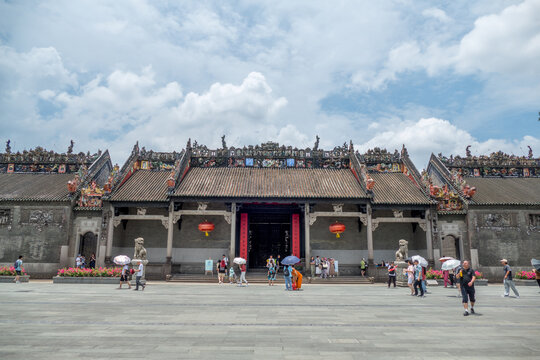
left=167, top=273, right=374, bottom=284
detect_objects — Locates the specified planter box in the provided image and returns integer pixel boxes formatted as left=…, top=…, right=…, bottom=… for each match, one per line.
left=0, top=275, right=30, bottom=283
left=514, top=279, right=537, bottom=286
left=475, top=279, right=488, bottom=286
left=53, top=276, right=121, bottom=284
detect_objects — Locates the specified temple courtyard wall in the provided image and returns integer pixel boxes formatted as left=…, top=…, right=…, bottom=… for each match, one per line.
left=0, top=202, right=72, bottom=277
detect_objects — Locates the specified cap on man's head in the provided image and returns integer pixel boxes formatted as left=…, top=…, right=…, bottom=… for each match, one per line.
left=500, top=259, right=508, bottom=263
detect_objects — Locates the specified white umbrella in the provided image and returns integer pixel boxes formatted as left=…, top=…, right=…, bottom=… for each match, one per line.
left=442, top=259, right=461, bottom=271
left=439, top=257, right=454, bottom=262
left=113, top=255, right=131, bottom=265
left=411, top=255, right=428, bottom=267
left=233, top=257, right=246, bottom=265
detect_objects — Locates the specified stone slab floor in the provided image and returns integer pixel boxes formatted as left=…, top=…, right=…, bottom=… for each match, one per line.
left=1, top=281, right=539, bottom=360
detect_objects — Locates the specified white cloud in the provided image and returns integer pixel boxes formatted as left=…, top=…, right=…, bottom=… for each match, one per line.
left=422, top=8, right=452, bottom=23
left=455, top=0, right=540, bottom=76
left=358, top=118, right=540, bottom=168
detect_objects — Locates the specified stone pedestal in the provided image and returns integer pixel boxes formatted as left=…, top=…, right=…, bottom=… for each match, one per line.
left=395, top=261, right=409, bottom=287
left=130, top=259, right=148, bottom=286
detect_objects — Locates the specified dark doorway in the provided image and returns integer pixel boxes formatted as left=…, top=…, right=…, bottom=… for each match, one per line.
left=247, top=211, right=291, bottom=268
left=80, top=232, right=97, bottom=262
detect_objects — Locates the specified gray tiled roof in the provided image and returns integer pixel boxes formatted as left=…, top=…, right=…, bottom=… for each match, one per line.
left=174, top=167, right=368, bottom=199
left=110, top=170, right=170, bottom=202
left=0, top=173, right=73, bottom=201
left=370, top=173, right=431, bottom=205
left=465, top=177, right=540, bottom=205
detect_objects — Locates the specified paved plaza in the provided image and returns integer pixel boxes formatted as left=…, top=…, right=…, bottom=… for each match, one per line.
left=1, top=281, right=539, bottom=359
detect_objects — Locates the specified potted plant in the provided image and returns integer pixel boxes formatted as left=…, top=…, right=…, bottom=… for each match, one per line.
left=425, top=268, right=444, bottom=285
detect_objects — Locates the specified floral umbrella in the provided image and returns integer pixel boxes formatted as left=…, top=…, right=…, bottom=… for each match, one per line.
left=411, top=255, right=428, bottom=267
left=113, top=255, right=131, bottom=265
left=233, top=257, right=246, bottom=265
left=442, top=259, right=461, bottom=271
left=439, top=257, right=454, bottom=262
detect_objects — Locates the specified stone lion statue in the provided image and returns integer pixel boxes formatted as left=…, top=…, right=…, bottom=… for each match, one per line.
left=395, top=239, right=408, bottom=262
left=133, top=237, right=147, bottom=260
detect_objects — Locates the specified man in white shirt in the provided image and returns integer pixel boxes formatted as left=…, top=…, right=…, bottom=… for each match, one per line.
left=134, top=260, right=145, bottom=291
left=75, top=254, right=82, bottom=268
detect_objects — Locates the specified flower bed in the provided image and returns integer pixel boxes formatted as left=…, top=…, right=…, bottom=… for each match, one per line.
left=515, top=271, right=535, bottom=280
left=0, top=266, right=27, bottom=276
left=426, top=268, right=443, bottom=280
left=56, top=267, right=122, bottom=277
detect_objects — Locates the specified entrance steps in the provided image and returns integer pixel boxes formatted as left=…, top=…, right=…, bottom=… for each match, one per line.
left=167, top=274, right=374, bottom=285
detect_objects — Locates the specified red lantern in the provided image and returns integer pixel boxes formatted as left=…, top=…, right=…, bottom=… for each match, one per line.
left=198, top=220, right=215, bottom=236
left=329, top=221, right=346, bottom=238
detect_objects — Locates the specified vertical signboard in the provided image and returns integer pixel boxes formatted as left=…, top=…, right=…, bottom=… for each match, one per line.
left=239, top=213, right=249, bottom=260
left=291, top=213, right=300, bottom=258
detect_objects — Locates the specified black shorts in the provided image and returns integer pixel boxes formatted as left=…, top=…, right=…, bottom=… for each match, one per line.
left=120, top=275, right=129, bottom=282
left=16, top=270, right=21, bottom=276
left=461, top=285, right=475, bottom=303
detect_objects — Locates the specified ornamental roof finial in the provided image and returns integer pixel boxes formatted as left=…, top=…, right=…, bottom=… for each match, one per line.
left=5, top=139, right=11, bottom=154
left=67, top=140, right=74, bottom=154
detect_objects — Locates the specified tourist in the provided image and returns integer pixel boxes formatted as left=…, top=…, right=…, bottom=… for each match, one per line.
left=360, top=258, right=367, bottom=277
left=413, top=260, right=424, bottom=297
left=217, top=257, right=227, bottom=284
left=14, top=255, right=23, bottom=284
left=80, top=255, right=86, bottom=269
left=458, top=260, right=476, bottom=316
left=229, top=266, right=236, bottom=284
left=387, top=261, right=396, bottom=288
left=276, top=255, right=281, bottom=271
left=133, top=260, right=145, bottom=291
left=315, top=256, right=321, bottom=277
left=268, top=262, right=276, bottom=286
left=238, top=263, right=248, bottom=286
left=448, top=268, right=455, bottom=287
left=283, top=263, right=293, bottom=291
left=321, top=258, right=329, bottom=279
left=118, top=263, right=132, bottom=289
left=501, top=259, right=519, bottom=298
left=292, top=267, right=303, bottom=290
left=76, top=254, right=82, bottom=268
left=329, top=258, right=336, bottom=278
left=266, top=255, right=274, bottom=268
left=88, top=253, right=96, bottom=269
left=406, top=260, right=414, bottom=295
left=443, top=268, right=450, bottom=288
left=421, top=266, right=429, bottom=294
left=309, top=256, right=316, bottom=278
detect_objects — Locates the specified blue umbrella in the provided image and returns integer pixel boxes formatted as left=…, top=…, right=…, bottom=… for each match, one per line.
left=281, top=255, right=300, bottom=265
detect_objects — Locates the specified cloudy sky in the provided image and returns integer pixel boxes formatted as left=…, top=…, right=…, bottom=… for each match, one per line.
left=1, top=0, right=539, bottom=167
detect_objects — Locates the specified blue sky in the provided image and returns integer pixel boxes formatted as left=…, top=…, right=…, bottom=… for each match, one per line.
left=0, top=0, right=539, bottom=167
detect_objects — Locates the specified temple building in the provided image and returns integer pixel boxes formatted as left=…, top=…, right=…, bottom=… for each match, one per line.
left=425, top=147, right=540, bottom=279
left=0, top=141, right=113, bottom=276
left=1, top=138, right=538, bottom=281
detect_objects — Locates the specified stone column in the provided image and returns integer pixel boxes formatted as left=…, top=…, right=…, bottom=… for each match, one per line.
left=304, top=203, right=311, bottom=264
left=105, top=204, right=114, bottom=263
left=166, top=202, right=174, bottom=262
left=367, top=204, right=374, bottom=265
left=425, top=209, right=434, bottom=265
left=229, top=202, right=237, bottom=261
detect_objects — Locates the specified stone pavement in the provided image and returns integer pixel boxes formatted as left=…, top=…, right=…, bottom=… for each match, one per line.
left=1, top=281, right=539, bottom=360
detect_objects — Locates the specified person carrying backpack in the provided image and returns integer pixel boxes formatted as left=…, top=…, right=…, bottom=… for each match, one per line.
left=14, top=255, right=23, bottom=284
left=283, top=263, right=293, bottom=291
left=217, top=257, right=227, bottom=284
